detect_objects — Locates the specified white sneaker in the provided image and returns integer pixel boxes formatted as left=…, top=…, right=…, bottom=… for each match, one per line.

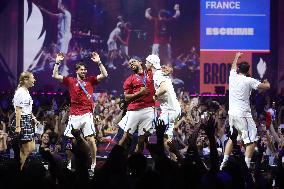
left=91, top=162, right=96, bottom=170
left=67, top=161, right=72, bottom=170
left=220, top=161, right=227, bottom=170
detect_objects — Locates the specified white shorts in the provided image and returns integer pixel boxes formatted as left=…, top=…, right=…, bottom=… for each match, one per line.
left=64, top=112, right=96, bottom=138
left=107, top=41, right=117, bottom=51
left=229, top=115, right=258, bottom=144
left=120, top=45, right=128, bottom=55
left=58, top=32, right=72, bottom=54
left=118, top=107, right=155, bottom=136
left=159, top=108, right=181, bottom=139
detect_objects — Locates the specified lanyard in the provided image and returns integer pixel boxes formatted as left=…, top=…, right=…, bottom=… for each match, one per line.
left=77, top=80, right=91, bottom=99
left=135, top=70, right=147, bottom=87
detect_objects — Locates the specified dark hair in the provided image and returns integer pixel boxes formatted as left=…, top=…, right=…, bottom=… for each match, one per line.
left=238, top=61, right=250, bottom=75
left=130, top=55, right=142, bottom=62
left=75, top=62, right=87, bottom=71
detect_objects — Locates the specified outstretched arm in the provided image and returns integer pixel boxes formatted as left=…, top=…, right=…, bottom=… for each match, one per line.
left=231, top=52, right=242, bottom=71
left=52, top=53, right=64, bottom=81
left=172, top=4, right=180, bottom=18
left=91, top=52, right=108, bottom=82
left=145, top=8, right=153, bottom=20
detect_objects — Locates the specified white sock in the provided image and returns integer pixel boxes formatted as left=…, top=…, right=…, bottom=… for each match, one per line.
left=245, top=157, right=251, bottom=168
left=222, top=154, right=229, bottom=163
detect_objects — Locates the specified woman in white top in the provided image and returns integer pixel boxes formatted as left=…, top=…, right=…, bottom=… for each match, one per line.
left=13, top=71, right=38, bottom=170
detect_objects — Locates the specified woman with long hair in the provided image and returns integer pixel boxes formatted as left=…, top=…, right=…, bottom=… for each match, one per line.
left=13, top=71, right=38, bottom=170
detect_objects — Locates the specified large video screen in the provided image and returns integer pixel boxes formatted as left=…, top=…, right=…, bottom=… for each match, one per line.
left=23, top=0, right=199, bottom=94
left=23, top=0, right=271, bottom=95
left=200, top=0, right=270, bottom=51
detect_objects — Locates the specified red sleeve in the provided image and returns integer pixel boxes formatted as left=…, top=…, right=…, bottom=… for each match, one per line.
left=87, top=76, right=99, bottom=86
left=62, top=76, right=72, bottom=87
left=123, top=76, right=133, bottom=94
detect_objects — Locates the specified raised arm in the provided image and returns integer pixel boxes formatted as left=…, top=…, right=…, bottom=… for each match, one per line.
left=91, top=52, right=108, bottom=82
left=172, top=4, right=180, bottom=19
left=38, top=5, right=60, bottom=17
left=231, top=52, right=242, bottom=71
left=52, top=53, right=64, bottom=81
left=145, top=8, right=153, bottom=20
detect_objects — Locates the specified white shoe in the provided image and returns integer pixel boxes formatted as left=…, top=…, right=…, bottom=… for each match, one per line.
left=91, top=162, right=96, bottom=170
left=67, top=161, right=72, bottom=170
left=220, top=161, right=227, bottom=170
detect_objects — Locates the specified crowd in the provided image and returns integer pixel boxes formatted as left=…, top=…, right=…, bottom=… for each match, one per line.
left=0, top=89, right=284, bottom=188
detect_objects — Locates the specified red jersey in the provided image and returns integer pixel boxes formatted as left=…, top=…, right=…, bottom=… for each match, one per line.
left=124, top=70, right=155, bottom=111
left=63, top=76, right=99, bottom=115
left=152, top=17, right=174, bottom=44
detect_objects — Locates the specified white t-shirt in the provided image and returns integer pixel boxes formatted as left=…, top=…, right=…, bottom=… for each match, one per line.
left=107, top=27, right=121, bottom=44
left=153, top=70, right=180, bottom=112
left=228, top=70, right=260, bottom=117
left=13, top=87, right=33, bottom=115
left=58, top=9, right=72, bottom=36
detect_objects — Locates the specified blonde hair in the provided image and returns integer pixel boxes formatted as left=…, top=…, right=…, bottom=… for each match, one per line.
left=17, top=71, right=33, bottom=89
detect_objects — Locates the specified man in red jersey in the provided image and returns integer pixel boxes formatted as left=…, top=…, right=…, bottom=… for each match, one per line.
left=118, top=57, right=156, bottom=153
left=52, top=52, right=108, bottom=170
left=145, top=4, right=180, bottom=65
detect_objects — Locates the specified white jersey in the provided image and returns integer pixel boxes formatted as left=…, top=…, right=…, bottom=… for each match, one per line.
left=13, top=87, right=33, bottom=115
left=107, top=27, right=121, bottom=44
left=228, top=70, right=260, bottom=117
left=153, top=70, right=180, bottom=111
left=58, top=9, right=72, bottom=36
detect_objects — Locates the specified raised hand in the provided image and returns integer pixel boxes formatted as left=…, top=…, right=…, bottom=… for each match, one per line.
left=55, top=52, right=64, bottom=64
left=71, top=123, right=85, bottom=139
left=174, top=4, right=180, bottom=10
left=153, top=119, right=167, bottom=139
left=235, top=52, right=243, bottom=59
left=91, top=52, right=101, bottom=64
left=203, top=116, right=217, bottom=138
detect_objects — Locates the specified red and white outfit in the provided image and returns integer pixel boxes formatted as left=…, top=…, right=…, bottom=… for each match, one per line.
left=118, top=70, right=156, bottom=136
left=63, top=76, right=99, bottom=137
left=228, top=70, right=261, bottom=144
left=151, top=18, right=174, bottom=61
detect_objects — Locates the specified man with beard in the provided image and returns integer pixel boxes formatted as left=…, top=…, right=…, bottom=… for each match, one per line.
left=118, top=57, right=155, bottom=153
left=52, top=52, right=108, bottom=170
